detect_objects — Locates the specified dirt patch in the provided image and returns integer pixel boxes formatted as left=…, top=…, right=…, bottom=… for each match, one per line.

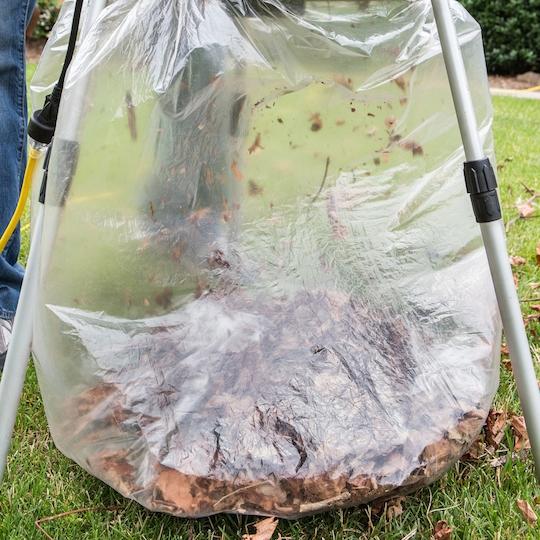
left=489, top=72, right=540, bottom=92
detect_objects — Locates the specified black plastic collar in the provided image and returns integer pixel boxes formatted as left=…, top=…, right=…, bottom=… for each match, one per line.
left=463, top=158, right=501, bottom=223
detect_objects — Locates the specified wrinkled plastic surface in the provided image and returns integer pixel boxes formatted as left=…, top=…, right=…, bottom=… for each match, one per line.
left=31, top=0, right=501, bottom=518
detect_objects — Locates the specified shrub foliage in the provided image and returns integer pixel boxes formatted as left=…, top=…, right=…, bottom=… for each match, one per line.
left=33, top=0, right=61, bottom=40
left=462, top=0, right=540, bottom=75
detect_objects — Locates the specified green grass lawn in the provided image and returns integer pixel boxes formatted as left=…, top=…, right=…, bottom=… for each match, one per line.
left=1, top=80, right=539, bottom=537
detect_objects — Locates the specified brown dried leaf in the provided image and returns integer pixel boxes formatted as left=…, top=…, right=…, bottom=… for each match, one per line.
left=384, top=116, right=397, bottom=130
left=248, top=133, right=264, bottom=155
left=125, top=91, right=137, bottom=141
left=517, top=499, right=537, bottom=524
left=461, top=436, right=485, bottom=461
left=490, top=455, right=507, bottom=468
left=333, top=74, right=354, bottom=90
left=518, top=202, right=535, bottom=218
left=485, top=410, right=508, bottom=448
left=399, top=139, right=424, bottom=157
left=536, top=242, right=540, bottom=265
left=511, top=415, right=530, bottom=451
left=501, top=344, right=510, bottom=355
left=385, top=496, right=405, bottom=520
left=531, top=305, right=540, bottom=312
left=231, top=161, right=244, bottom=181
left=243, top=517, right=279, bottom=540
left=509, top=255, right=527, bottom=266
left=310, top=113, right=323, bottom=132
left=432, top=520, right=452, bottom=540
left=188, top=207, right=211, bottom=224
left=155, top=288, right=173, bottom=309
left=248, top=180, right=264, bottom=196
left=394, top=76, right=407, bottom=92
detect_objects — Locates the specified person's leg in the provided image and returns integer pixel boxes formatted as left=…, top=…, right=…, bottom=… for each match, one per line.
left=0, top=0, right=35, bottom=366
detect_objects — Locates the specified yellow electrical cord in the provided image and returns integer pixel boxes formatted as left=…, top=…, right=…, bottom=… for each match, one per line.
left=0, top=146, right=41, bottom=253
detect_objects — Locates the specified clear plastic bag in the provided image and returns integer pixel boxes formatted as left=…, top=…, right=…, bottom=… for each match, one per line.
left=31, top=0, right=501, bottom=518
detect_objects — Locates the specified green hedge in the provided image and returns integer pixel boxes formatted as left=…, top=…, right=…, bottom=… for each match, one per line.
left=33, top=0, right=61, bottom=40
left=30, top=0, right=540, bottom=75
left=462, top=0, right=540, bottom=75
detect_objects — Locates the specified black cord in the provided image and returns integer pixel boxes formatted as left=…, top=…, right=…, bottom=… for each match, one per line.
left=28, top=0, right=86, bottom=144
left=57, top=0, right=85, bottom=89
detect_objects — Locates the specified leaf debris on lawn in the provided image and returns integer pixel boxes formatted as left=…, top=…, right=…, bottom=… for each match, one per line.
left=377, top=496, right=406, bottom=520
left=517, top=499, right=537, bottom=524
left=485, top=409, right=508, bottom=448
left=506, top=185, right=540, bottom=230
left=432, top=520, right=452, bottom=540
left=510, top=415, right=530, bottom=451
left=243, top=517, right=279, bottom=540
left=509, top=255, right=527, bottom=266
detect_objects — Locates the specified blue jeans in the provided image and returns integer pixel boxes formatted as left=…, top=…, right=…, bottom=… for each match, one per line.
left=0, top=0, right=35, bottom=320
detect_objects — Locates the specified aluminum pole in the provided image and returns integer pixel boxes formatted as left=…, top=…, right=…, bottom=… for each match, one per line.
left=0, top=0, right=107, bottom=484
left=432, top=0, right=540, bottom=481
left=0, top=207, right=44, bottom=480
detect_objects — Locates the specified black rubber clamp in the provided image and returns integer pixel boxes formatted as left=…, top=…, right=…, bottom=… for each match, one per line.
left=463, top=158, right=501, bottom=223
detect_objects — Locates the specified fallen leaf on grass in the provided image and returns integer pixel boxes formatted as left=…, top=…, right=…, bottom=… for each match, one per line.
left=371, top=496, right=405, bottom=520
left=461, top=436, right=485, bottom=461
left=386, top=496, right=405, bottom=519
left=517, top=499, right=537, bottom=524
left=511, top=415, right=530, bottom=451
left=509, top=255, right=527, bottom=266
left=501, top=344, right=509, bottom=355
left=531, top=305, right=540, bottom=312
left=536, top=243, right=540, bottom=266
left=490, top=454, right=508, bottom=468
left=502, top=358, right=513, bottom=372
left=432, top=520, right=452, bottom=540
left=243, top=517, right=279, bottom=540
left=485, top=409, right=508, bottom=448
left=518, top=202, right=535, bottom=218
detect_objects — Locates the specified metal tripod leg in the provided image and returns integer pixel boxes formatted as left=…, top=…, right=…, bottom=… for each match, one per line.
left=0, top=0, right=107, bottom=484
left=432, top=0, right=540, bottom=481
left=0, top=205, right=44, bottom=480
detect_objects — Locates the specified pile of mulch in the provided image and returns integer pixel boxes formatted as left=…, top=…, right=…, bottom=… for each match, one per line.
left=489, top=72, right=540, bottom=92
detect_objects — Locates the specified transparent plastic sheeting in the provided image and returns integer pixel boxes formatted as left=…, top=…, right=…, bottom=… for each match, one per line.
left=31, top=0, right=500, bottom=518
